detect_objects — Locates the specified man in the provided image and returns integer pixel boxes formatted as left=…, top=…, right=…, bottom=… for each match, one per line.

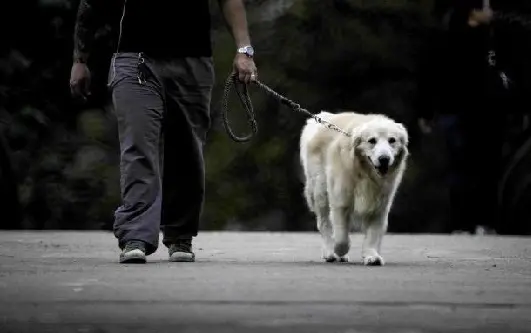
left=69, top=0, right=258, bottom=263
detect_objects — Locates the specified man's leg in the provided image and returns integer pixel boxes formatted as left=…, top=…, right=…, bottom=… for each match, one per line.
left=156, top=57, right=214, bottom=261
left=463, top=116, right=502, bottom=233
left=439, top=114, right=474, bottom=233
left=110, top=53, right=165, bottom=260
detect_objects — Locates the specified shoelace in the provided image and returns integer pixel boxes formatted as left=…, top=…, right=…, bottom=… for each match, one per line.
left=124, top=241, right=145, bottom=252
left=171, top=240, right=192, bottom=253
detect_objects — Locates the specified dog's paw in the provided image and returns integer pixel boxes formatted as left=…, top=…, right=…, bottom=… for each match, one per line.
left=322, top=250, right=337, bottom=262
left=362, top=255, right=385, bottom=266
left=323, top=254, right=337, bottom=262
left=337, top=255, right=349, bottom=263
left=322, top=253, right=349, bottom=263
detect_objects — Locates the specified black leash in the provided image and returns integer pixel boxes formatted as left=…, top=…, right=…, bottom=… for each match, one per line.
left=221, top=72, right=350, bottom=143
left=221, top=72, right=258, bottom=142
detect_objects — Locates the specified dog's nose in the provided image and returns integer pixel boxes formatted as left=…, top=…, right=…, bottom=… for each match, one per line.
left=378, top=155, right=390, bottom=167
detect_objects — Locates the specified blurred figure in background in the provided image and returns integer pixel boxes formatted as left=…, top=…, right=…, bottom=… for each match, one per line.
left=416, top=0, right=518, bottom=234
left=0, top=125, right=22, bottom=229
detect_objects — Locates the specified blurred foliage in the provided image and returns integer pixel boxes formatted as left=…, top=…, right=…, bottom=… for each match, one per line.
left=1, top=0, right=530, bottom=233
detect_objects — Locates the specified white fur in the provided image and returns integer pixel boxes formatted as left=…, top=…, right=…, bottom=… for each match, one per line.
left=300, top=111, right=409, bottom=265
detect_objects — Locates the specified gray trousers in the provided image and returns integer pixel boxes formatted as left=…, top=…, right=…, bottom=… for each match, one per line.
left=108, top=53, right=214, bottom=255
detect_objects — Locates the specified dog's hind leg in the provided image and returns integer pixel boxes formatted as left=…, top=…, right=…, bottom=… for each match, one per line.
left=361, top=214, right=387, bottom=266
left=301, top=155, right=320, bottom=213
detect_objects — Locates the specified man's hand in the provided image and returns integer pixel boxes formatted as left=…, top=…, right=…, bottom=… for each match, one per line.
left=234, top=53, right=257, bottom=84
left=70, top=62, right=91, bottom=100
left=468, top=8, right=493, bottom=27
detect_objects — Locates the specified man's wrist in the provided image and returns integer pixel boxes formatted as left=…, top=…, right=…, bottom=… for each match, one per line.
left=73, top=51, right=89, bottom=64
left=237, top=45, right=254, bottom=58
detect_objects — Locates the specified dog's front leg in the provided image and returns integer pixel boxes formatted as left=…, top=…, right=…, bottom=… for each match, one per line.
left=316, top=207, right=337, bottom=262
left=361, top=214, right=387, bottom=266
left=330, top=206, right=351, bottom=258
left=327, top=161, right=351, bottom=261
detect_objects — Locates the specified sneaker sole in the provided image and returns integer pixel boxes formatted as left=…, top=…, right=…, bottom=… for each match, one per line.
left=119, top=249, right=146, bottom=264
left=169, top=252, right=195, bottom=262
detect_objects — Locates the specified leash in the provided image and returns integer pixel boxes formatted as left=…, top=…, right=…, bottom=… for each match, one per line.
left=221, top=72, right=351, bottom=143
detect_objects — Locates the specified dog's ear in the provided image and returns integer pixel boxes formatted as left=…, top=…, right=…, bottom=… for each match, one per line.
left=390, top=142, right=409, bottom=174
left=396, top=122, right=409, bottom=146
left=348, top=131, right=364, bottom=160
left=399, top=144, right=409, bottom=160
left=352, top=133, right=362, bottom=148
left=391, top=122, right=409, bottom=172
left=350, top=124, right=365, bottom=149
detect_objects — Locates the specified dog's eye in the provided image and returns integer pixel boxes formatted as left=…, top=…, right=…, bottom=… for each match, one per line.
left=368, top=137, right=377, bottom=145
left=388, top=137, right=396, bottom=144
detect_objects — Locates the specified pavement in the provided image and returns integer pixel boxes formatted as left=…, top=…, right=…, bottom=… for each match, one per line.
left=0, top=231, right=530, bottom=333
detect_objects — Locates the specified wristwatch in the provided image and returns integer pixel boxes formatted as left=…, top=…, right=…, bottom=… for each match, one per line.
left=237, top=45, right=254, bottom=58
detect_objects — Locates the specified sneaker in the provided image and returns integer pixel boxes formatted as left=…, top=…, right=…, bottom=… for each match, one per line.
left=168, top=239, right=195, bottom=262
left=119, top=240, right=147, bottom=264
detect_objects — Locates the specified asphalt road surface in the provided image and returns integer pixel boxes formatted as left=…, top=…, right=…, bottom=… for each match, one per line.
left=0, top=231, right=530, bottom=333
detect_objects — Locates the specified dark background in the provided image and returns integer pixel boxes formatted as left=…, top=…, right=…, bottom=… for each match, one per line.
left=1, top=0, right=531, bottom=234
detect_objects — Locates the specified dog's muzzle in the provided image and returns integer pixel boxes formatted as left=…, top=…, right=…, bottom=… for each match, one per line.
left=375, top=155, right=390, bottom=175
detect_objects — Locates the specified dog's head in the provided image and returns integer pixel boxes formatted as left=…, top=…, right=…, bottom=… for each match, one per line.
left=351, top=118, right=409, bottom=177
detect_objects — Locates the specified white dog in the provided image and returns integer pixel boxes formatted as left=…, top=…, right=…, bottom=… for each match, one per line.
left=299, top=111, right=409, bottom=265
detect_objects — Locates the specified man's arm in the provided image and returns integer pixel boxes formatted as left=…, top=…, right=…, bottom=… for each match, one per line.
left=73, top=0, right=100, bottom=63
left=70, top=0, right=103, bottom=99
left=218, top=0, right=251, bottom=48
left=218, top=0, right=257, bottom=83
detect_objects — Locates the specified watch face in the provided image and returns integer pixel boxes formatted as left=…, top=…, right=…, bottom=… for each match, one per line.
left=239, top=46, right=254, bottom=57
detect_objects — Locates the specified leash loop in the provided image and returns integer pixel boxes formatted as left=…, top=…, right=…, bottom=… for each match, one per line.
left=221, top=72, right=258, bottom=142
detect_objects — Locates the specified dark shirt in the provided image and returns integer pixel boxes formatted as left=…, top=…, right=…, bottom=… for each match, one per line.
left=117, top=0, right=213, bottom=58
